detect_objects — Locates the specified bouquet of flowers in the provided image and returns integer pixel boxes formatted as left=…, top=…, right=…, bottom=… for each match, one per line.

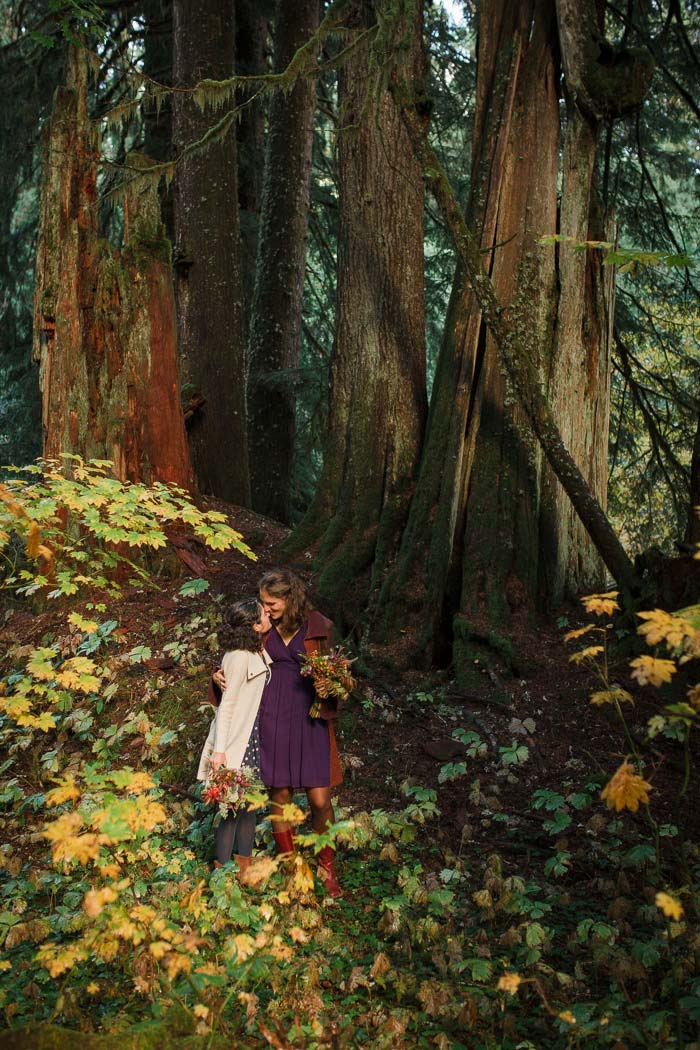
left=202, top=766, right=256, bottom=819
left=300, top=647, right=356, bottom=718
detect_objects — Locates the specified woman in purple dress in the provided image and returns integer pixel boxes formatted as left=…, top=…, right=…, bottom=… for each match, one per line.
left=258, top=569, right=343, bottom=897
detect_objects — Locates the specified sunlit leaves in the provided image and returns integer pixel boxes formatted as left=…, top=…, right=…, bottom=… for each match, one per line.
left=656, top=892, right=684, bottom=920
left=0, top=456, right=256, bottom=605
left=600, top=762, right=652, bottom=812
left=629, top=656, right=676, bottom=687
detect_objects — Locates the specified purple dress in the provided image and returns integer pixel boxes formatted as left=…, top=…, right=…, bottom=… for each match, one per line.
left=259, top=623, right=331, bottom=788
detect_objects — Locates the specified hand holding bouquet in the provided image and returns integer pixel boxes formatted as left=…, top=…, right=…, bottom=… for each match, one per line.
left=300, top=647, right=356, bottom=718
left=202, top=765, right=256, bottom=819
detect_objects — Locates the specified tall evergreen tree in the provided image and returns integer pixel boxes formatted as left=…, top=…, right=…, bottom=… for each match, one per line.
left=247, top=0, right=320, bottom=523
left=285, top=0, right=427, bottom=617
left=172, top=0, right=250, bottom=503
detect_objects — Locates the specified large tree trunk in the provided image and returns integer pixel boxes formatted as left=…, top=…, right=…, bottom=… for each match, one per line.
left=285, top=0, right=427, bottom=621
left=538, top=108, right=614, bottom=605
left=375, top=0, right=642, bottom=668
left=33, top=50, right=192, bottom=489
left=141, top=0, right=174, bottom=238
left=247, top=0, right=319, bottom=523
left=172, top=0, right=250, bottom=504
left=235, top=0, right=268, bottom=327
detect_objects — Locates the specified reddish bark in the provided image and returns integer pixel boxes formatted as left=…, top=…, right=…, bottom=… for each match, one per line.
left=33, top=49, right=192, bottom=490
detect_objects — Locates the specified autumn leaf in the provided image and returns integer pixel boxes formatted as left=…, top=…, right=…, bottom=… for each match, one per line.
left=83, top=885, right=119, bottom=917
left=629, top=655, right=676, bottom=687
left=600, top=762, right=652, bottom=812
left=581, top=591, right=619, bottom=617
left=68, top=611, right=100, bottom=634
left=45, top=775, right=81, bottom=807
left=656, top=891, right=684, bottom=920
left=637, top=609, right=696, bottom=650
left=497, top=972, right=522, bottom=995
left=563, top=623, right=599, bottom=641
left=590, top=687, right=634, bottom=707
left=569, top=645, right=604, bottom=665
left=559, top=1010, right=577, bottom=1024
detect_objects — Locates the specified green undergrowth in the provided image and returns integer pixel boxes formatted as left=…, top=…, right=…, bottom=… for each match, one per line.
left=0, top=465, right=699, bottom=1046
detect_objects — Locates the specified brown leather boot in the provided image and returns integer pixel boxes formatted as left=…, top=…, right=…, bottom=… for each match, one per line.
left=317, top=846, right=342, bottom=898
left=272, top=828, right=296, bottom=858
left=234, top=854, right=252, bottom=874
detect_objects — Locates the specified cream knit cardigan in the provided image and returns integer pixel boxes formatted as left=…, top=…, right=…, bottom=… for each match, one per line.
left=197, top=648, right=272, bottom=781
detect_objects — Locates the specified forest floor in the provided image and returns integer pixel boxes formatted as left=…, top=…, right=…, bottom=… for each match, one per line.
left=1, top=497, right=696, bottom=1048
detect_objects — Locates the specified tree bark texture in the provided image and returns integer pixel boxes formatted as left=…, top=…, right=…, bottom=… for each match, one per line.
left=376, top=0, right=639, bottom=668
left=141, top=0, right=174, bottom=237
left=538, top=106, right=613, bottom=604
left=285, top=0, right=427, bottom=619
left=247, top=0, right=319, bottom=523
left=172, top=0, right=249, bottom=504
left=33, top=50, right=192, bottom=489
left=235, top=0, right=268, bottom=326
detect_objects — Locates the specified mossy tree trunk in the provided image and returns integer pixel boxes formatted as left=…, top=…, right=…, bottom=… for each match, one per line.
left=172, top=0, right=250, bottom=504
left=538, top=108, right=614, bottom=606
left=284, top=0, right=427, bottom=622
left=141, top=0, right=174, bottom=238
left=33, top=49, right=192, bottom=489
left=375, top=0, right=647, bottom=667
left=247, top=0, right=319, bottom=523
left=235, top=0, right=269, bottom=328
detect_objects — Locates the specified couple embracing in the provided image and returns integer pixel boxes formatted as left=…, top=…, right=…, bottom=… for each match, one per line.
left=197, top=568, right=343, bottom=897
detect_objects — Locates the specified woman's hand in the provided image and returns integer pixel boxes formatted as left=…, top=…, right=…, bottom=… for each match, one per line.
left=213, top=668, right=227, bottom=691
left=210, top=751, right=227, bottom=772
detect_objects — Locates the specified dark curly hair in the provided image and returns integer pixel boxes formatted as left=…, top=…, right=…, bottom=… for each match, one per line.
left=218, top=598, right=265, bottom=654
left=258, top=568, right=313, bottom=634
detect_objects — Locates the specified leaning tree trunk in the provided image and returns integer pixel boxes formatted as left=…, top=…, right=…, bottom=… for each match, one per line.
left=284, top=0, right=427, bottom=621
left=172, top=0, right=249, bottom=504
left=375, top=0, right=561, bottom=660
left=247, top=0, right=319, bottom=523
left=33, top=49, right=192, bottom=489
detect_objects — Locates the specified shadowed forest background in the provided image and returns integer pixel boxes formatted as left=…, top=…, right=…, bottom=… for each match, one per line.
left=0, top=0, right=700, bottom=1047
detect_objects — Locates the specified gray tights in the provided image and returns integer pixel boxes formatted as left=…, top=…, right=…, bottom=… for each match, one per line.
left=215, top=807, right=257, bottom=864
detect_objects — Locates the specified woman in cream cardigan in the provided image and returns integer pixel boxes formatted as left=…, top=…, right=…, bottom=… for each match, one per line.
left=198, top=598, right=272, bottom=871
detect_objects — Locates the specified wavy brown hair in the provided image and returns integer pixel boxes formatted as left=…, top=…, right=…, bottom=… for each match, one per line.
left=218, top=598, right=265, bottom=654
left=258, top=568, right=313, bottom=634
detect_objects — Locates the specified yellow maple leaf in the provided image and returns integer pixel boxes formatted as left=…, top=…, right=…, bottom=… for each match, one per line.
left=590, top=687, right=634, bottom=707
left=559, top=1010, right=577, bottom=1024
left=563, top=624, right=598, bottom=642
left=291, top=857, right=315, bottom=895
left=148, top=940, right=171, bottom=959
left=45, top=776, right=81, bottom=807
left=164, top=953, right=192, bottom=980
left=68, top=612, right=100, bottom=634
left=569, top=645, right=604, bottom=665
left=600, top=762, right=652, bottom=812
left=656, top=891, right=684, bottom=920
left=636, top=609, right=693, bottom=649
left=497, top=972, right=522, bottom=995
left=231, top=933, right=257, bottom=961
left=83, top=885, right=119, bottom=918
left=288, top=926, right=308, bottom=944
left=581, top=591, right=619, bottom=617
left=86, top=982, right=99, bottom=994
left=124, top=772, right=157, bottom=795
left=629, top=655, right=676, bottom=687
left=27, top=648, right=59, bottom=680
left=276, top=803, right=306, bottom=827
